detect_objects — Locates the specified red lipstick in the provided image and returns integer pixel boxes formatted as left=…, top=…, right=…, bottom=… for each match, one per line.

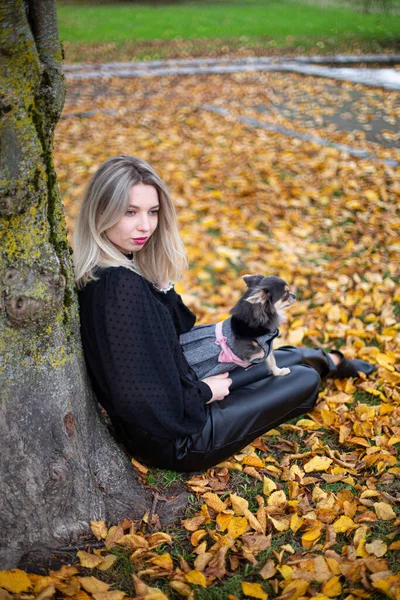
left=132, top=237, right=148, bottom=245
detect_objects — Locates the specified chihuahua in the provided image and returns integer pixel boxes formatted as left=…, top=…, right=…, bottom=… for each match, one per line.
left=229, top=274, right=296, bottom=376
left=180, top=275, right=296, bottom=379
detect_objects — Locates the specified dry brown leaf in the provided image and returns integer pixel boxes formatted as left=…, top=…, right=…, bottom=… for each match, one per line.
left=202, top=492, right=227, bottom=513
left=259, top=559, right=276, bottom=580
left=365, top=539, right=388, bottom=557
left=77, top=551, right=104, bottom=569
left=147, top=532, right=172, bottom=548
left=78, top=577, right=110, bottom=594
left=97, top=555, right=118, bottom=571
left=90, top=520, right=108, bottom=540
left=92, top=592, right=125, bottom=600
left=104, top=525, right=124, bottom=549
left=373, top=502, right=396, bottom=520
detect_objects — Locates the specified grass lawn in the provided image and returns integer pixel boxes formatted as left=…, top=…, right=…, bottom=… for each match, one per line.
left=56, top=0, right=400, bottom=62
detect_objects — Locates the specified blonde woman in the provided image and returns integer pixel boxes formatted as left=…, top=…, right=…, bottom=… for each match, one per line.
left=74, top=155, right=374, bottom=472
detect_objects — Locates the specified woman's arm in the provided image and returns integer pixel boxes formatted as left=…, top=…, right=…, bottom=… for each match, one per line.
left=151, top=285, right=197, bottom=335
left=82, top=267, right=211, bottom=440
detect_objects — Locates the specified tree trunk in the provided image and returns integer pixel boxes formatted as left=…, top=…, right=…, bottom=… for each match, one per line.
left=0, top=0, right=154, bottom=568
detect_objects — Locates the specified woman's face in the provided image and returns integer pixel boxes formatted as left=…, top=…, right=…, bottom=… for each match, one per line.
left=105, top=184, right=159, bottom=253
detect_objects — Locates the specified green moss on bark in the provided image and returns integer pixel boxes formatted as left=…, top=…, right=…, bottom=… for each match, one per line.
left=0, top=0, right=79, bottom=365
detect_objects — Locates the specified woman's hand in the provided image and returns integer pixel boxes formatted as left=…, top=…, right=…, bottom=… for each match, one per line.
left=202, top=372, right=232, bottom=404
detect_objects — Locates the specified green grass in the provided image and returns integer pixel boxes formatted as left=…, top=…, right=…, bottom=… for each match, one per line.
left=56, top=0, right=400, bottom=45
left=146, top=468, right=186, bottom=489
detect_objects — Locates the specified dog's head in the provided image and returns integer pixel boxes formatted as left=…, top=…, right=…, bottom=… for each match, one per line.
left=230, top=275, right=296, bottom=330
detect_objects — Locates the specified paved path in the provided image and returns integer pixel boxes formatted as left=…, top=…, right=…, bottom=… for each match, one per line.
left=64, top=54, right=400, bottom=90
left=202, top=105, right=398, bottom=167
left=63, top=54, right=399, bottom=168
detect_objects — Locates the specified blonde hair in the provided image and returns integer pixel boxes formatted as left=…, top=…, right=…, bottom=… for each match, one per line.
left=73, top=155, right=187, bottom=288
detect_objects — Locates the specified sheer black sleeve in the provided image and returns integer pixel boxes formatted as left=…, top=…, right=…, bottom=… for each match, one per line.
left=151, top=286, right=196, bottom=335
left=79, top=267, right=211, bottom=440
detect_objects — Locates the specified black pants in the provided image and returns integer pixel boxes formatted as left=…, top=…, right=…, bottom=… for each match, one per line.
left=113, top=346, right=336, bottom=472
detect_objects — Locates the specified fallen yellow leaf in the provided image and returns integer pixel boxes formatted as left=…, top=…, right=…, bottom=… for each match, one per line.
left=280, top=578, right=309, bottom=600
left=376, top=353, right=395, bottom=371
left=230, top=494, right=249, bottom=516
left=269, top=515, right=290, bottom=532
left=227, top=516, right=249, bottom=538
left=277, top=565, right=293, bottom=580
left=304, top=456, right=333, bottom=473
left=77, top=551, right=103, bottom=569
left=242, top=455, right=265, bottom=468
left=290, top=513, right=304, bottom=533
left=302, top=528, right=322, bottom=548
left=0, top=570, right=32, bottom=594
left=296, top=419, right=320, bottom=430
left=184, top=570, right=207, bottom=587
left=241, top=581, right=268, bottom=599
left=263, top=476, right=277, bottom=496
left=169, top=580, right=192, bottom=597
left=191, top=529, right=208, bottom=546
left=322, top=576, right=342, bottom=597
left=332, top=516, right=357, bottom=533
left=267, top=490, right=287, bottom=508
left=149, top=553, right=174, bottom=571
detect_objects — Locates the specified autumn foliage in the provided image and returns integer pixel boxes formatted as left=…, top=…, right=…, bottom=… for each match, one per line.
left=1, top=71, right=398, bottom=598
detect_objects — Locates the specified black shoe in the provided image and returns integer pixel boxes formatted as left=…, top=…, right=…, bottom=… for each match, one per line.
left=330, top=350, right=376, bottom=379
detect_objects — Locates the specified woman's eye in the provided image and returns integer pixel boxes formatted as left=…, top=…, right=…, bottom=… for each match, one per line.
left=150, top=210, right=159, bottom=216
left=126, top=210, right=135, bottom=216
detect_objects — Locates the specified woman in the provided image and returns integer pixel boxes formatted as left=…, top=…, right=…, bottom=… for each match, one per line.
left=74, top=155, right=374, bottom=472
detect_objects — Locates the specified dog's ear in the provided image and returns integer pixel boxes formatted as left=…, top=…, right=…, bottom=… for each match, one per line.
left=246, top=290, right=268, bottom=304
left=242, top=274, right=264, bottom=288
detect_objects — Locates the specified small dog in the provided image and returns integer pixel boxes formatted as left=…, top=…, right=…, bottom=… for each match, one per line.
left=180, top=274, right=296, bottom=380
left=229, top=274, right=296, bottom=376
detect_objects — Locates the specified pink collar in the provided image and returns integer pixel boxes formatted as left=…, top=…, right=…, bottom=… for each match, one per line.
left=215, top=321, right=252, bottom=369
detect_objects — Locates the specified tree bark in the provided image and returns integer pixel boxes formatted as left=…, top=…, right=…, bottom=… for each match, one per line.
left=0, top=0, right=153, bottom=568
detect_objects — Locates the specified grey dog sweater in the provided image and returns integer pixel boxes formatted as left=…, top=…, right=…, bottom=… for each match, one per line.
left=180, top=318, right=279, bottom=379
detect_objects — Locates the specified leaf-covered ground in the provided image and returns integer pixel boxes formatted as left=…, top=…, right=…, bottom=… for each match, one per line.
left=2, top=71, right=399, bottom=599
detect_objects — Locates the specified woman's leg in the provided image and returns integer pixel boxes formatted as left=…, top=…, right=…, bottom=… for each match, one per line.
left=275, top=346, right=336, bottom=376
left=272, top=346, right=374, bottom=379
left=171, top=364, right=321, bottom=472
left=228, top=346, right=335, bottom=391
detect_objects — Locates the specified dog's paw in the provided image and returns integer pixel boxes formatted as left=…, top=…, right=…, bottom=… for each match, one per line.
left=273, top=367, right=291, bottom=376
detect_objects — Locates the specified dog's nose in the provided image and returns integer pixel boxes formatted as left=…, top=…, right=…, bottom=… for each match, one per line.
left=289, top=293, right=296, bottom=301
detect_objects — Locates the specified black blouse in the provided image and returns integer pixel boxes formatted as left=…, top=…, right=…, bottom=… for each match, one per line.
left=78, top=267, right=212, bottom=440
